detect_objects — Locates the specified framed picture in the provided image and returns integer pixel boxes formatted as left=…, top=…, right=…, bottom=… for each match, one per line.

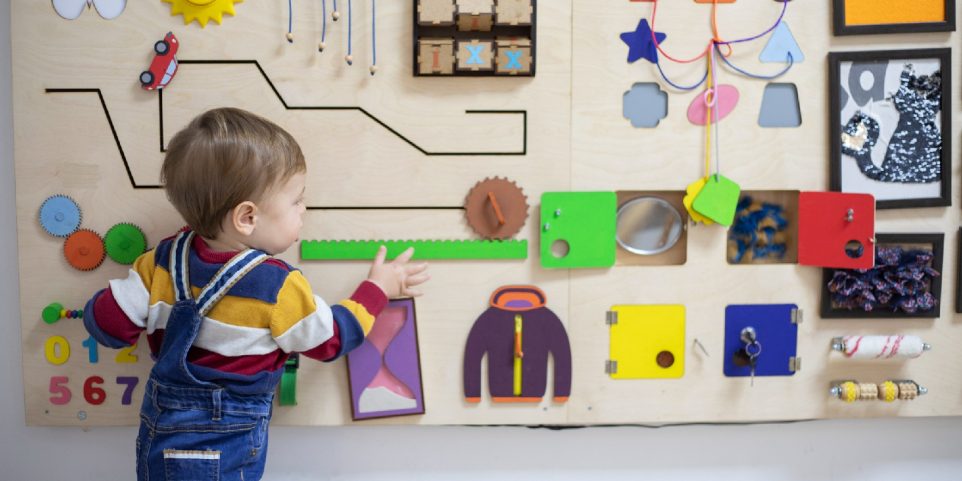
left=829, top=49, right=951, bottom=209
left=346, top=298, right=426, bottom=420
left=821, top=233, right=944, bottom=318
left=832, top=0, right=955, bottom=35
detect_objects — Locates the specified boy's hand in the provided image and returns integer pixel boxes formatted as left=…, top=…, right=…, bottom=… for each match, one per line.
left=367, top=246, right=429, bottom=298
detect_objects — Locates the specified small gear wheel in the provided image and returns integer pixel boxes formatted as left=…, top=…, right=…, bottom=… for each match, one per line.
left=104, top=223, right=148, bottom=265
left=63, top=229, right=106, bottom=271
left=464, top=177, right=529, bottom=239
left=38, top=194, right=82, bottom=237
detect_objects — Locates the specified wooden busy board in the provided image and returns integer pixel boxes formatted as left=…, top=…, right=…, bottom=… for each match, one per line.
left=12, top=0, right=962, bottom=426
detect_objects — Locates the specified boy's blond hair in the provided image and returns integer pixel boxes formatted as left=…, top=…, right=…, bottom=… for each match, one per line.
left=161, top=107, right=306, bottom=238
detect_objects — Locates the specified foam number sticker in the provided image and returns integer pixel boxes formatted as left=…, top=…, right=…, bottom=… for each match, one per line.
left=82, top=335, right=99, bottom=364
left=115, top=343, right=138, bottom=363
left=49, top=376, right=72, bottom=405
left=44, top=336, right=70, bottom=365
left=683, top=178, right=715, bottom=225
left=116, top=376, right=139, bottom=405
left=83, top=376, right=106, bottom=405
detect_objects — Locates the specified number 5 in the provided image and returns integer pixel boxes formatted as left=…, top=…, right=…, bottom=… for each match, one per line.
left=49, top=376, right=71, bottom=405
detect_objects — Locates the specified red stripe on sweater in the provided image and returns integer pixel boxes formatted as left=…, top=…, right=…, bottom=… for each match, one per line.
left=93, top=287, right=144, bottom=346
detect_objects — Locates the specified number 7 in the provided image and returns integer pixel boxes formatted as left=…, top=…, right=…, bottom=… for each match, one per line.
left=116, top=376, right=139, bottom=405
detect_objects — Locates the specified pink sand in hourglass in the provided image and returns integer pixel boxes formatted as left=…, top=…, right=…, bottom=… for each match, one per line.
left=357, top=307, right=416, bottom=413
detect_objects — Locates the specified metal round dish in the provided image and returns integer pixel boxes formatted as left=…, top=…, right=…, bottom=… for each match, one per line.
left=616, top=196, right=683, bottom=256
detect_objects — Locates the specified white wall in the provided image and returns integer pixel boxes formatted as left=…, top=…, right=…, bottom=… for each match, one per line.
left=1, top=2, right=961, bottom=480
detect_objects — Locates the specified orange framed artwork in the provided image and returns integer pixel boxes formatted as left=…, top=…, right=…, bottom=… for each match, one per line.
left=833, top=0, right=955, bottom=35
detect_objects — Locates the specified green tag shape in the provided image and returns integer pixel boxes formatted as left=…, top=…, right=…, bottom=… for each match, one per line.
left=691, top=174, right=741, bottom=226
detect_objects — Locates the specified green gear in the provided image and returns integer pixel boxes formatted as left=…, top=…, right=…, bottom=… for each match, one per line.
left=104, top=223, right=147, bottom=265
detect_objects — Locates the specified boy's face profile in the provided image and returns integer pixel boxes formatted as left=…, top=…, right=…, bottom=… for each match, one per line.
left=245, top=172, right=307, bottom=255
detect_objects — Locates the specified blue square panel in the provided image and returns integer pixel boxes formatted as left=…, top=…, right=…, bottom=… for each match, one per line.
left=723, top=304, right=799, bottom=377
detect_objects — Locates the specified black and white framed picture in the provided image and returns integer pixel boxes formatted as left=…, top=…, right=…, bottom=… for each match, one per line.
left=829, top=49, right=951, bottom=209
left=822, top=233, right=944, bottom=319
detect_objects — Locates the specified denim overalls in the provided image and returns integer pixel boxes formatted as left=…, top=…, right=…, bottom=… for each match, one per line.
left=136, top=231, right=280, bottom=481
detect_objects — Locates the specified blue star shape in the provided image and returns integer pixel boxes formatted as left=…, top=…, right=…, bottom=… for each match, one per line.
left=620, top=18, right=665, bottom=64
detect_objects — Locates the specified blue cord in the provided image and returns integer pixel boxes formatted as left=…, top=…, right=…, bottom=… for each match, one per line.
left=320, top=0, right=327, bottom=50
left=287, top=0, right=293, bottom=43
left=714, top=44, right=793, bottom=80
left=333, top=0, right=338, bottom=19
left=346, top=0, right=353, bottom=64
left=655, top=61, right=708, bottom=91
left=371, top=0, right=376, bottom=71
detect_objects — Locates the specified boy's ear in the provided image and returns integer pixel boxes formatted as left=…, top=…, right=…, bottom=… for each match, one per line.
left=231, top=201, right=258, bottom=236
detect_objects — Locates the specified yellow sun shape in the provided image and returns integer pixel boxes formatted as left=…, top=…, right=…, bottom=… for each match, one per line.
left=163, top=0, right=242, bottom=28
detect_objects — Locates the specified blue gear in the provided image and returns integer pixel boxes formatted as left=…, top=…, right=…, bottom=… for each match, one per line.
left=39, top=194, right=82, bottom=237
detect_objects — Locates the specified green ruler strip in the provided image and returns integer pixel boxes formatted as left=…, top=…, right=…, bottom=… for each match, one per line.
left=301, top=239, right=528, bottom=260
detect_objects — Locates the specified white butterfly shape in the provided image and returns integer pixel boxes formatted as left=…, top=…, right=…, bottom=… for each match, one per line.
left=52, top=0, right=126, bottom=20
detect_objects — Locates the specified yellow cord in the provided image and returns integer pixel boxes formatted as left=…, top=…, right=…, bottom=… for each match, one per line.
left=703, top=53, right=713, bottom=180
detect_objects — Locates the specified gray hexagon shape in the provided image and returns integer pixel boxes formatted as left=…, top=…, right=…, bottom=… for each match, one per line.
left=623, top=82, right=668, bottom=128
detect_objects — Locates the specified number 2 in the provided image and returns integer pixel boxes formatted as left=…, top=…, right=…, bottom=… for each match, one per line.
left=115, top=343, right=138, bottom=363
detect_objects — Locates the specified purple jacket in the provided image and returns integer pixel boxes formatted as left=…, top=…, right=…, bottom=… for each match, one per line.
left=464, top=286, right=572, bottom=403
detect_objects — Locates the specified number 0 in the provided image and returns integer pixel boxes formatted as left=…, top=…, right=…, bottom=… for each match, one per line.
left=44, top=336, right=70, bottom=365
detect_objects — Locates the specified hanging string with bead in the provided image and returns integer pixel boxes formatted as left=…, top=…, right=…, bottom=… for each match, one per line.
left=286, top=0, right=295, bottom=43
left=345, top=0, right=353, bottom=65
left=369, top=0, right=377, bottom=75
left=319, top=0, right=327, bottom=51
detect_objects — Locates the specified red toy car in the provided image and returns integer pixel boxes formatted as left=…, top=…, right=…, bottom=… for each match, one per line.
left=139, top=32, right=179, bottom=91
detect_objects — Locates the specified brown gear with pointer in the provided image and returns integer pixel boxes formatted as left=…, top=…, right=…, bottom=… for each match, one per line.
left=464, top=177, right=529, bottom=240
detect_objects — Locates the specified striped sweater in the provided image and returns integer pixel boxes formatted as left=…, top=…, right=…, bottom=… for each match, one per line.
left=83, top=233, right=386, bottom=384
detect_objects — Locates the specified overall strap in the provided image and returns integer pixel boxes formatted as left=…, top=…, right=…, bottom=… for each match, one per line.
left=195, top=248, right=269, bottom=317
left=169, top=230, right=196, bottom=303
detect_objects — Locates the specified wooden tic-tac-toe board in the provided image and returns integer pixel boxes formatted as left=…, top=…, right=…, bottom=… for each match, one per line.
left=12, top=0, right=962, bottom=427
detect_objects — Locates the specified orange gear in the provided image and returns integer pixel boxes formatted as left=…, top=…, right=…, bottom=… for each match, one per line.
left=63, top=229, right=106, bottom=271
left=464, top=177, right=529, bottom=240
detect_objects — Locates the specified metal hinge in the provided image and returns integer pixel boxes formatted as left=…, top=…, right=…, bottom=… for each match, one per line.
left=606, top=311, right=618, bottom=325
left=791, top=308, right=803, bottom=324
left=789, top=356, right=801, bottom=372
left=605, top=360, right=618, bottom=374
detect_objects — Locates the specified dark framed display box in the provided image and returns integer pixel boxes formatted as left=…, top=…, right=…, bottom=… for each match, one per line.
left=821, top=233, right=944, bottom=318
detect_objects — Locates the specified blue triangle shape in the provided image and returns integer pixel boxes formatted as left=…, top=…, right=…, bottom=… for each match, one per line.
left=759, top=22, right=804, bottom=64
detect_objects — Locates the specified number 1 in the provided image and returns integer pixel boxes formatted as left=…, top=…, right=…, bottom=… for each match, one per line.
left=82, top=336, right=99, bottom=364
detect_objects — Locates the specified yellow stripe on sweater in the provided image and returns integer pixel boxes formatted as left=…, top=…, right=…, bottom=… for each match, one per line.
left=339, top=299, right=376, bottom=335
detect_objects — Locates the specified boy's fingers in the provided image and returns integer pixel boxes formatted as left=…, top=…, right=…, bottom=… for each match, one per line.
left=406, top=273, right=430, bottom=286
left=372, top=245, right=387, bottom=266
left=402, top=287, right=423, bottom=297
left=405, top=262, right=429, bottom=275
left=393, top=247, right=415, bottom=264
